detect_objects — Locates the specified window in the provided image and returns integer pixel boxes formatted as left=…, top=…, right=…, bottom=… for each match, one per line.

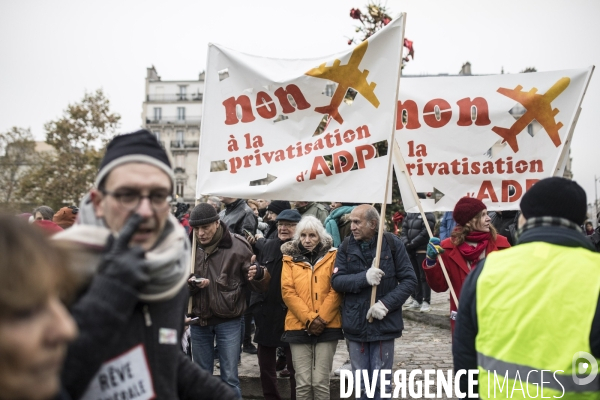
left=153, top=107, right=162, bottom=121
left=176, top=181, right=184, bottom=197
left=153, top=131, right=161, bottom=141
left=176, top=130, right=184, bottom=145
left=177, top=107, right=185, bottom=121
left=178, top=86, right=187, bottom=101
left=176, top=154, right=184, bottom=168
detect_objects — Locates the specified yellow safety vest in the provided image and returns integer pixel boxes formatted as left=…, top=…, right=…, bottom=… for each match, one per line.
left=476, top=241, right=600, bottom=399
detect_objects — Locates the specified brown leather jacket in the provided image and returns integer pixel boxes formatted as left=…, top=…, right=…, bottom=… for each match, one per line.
left=189, top=221, right=270, bottom=325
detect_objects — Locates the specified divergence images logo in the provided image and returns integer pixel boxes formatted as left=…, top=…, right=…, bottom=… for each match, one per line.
left=491, top=77, right=570, bottom=153
left=572, top=351, right=598, bottom=386
left=305, top=40, right=380, bottom=125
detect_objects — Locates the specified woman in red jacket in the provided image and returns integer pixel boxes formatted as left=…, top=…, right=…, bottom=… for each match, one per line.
left=422, top=197, right=510, bottom=332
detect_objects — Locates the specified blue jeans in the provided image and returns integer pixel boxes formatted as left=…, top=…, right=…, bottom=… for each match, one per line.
left=191, top=318, right=242, bottom=398
left=348, top=339, right=395, bottom=400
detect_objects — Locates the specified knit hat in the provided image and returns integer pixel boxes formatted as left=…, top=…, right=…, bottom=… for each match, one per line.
left=453, top=197, right=486, bottom=226
left=53, top=206, right=79, bottom=229
left=267, top=200, right=291, bottom=215
left=95, top=129, right=174, bottom=189
left=189, top=203, right=220, bottom=227
left=520, top=177, right=587, bottom=225
left=276, top=209, right=302, bottom=223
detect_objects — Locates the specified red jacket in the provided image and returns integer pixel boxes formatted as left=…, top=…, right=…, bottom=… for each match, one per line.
left=422, top=234, right=510, bottom=332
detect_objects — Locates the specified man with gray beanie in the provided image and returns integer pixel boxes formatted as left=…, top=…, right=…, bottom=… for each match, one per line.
left=188, top=203, right=270, bottom=397
left=55, top=130, right=236, bottom=399
left=454, top=177, right=600, bottom=397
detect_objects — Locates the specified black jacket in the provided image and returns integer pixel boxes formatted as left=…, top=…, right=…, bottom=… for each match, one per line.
left=400, top=212, right=436, bottom=252
left=331, top=234, right=417, bottom=342
left=219, top=199, right=258, bottom=236
left=453, top=225, right=600, bottom=395
left=489, top=210, right=519, bottom=246
left=62, top=276, right=236, bottom=399
left=249, top=237, right=289, bottom=347
left=590, top=226, right=600, bottom=252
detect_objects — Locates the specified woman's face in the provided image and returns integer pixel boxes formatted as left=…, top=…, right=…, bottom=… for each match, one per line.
left=330, top=202, right=342, bottom=211
left=0, top=294, right=77, bottom=400
left=248, top=203, right=259, bottom=217
left=471, top=209, right=491, bottom=232
left=300, top=229, right=320, bottom=252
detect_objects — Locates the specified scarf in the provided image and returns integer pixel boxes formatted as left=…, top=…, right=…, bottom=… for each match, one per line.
left=456, top=231, right=491, bottom=262
left=517, top=216, right=582, bottom=241
left=298, top=242, right=324, bottom=267
left=358, top=236, right=375, bottom=267
left=324, top=206, right=355, bottom=247
left=198, top=223, right=223, bottom=255
left=53, top=193, right=190, bottom=302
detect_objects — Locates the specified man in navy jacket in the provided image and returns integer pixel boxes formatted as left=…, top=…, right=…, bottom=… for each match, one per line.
left=331, top=204, right=416, bottom=400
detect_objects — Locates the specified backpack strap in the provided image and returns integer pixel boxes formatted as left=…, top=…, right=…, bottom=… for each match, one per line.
left=383, top=232, right=398, bottom=267
left=341, top=236, right=350, bottom=255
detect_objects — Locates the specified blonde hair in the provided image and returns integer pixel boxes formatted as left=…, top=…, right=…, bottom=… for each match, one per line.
left=450, top=210, right=497, bottom=246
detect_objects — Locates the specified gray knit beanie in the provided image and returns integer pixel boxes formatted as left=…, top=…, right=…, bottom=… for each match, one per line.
left=189, top=203, right=220, bottom=226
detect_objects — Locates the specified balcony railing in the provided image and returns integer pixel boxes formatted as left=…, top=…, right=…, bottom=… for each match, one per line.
left=170, top=140, right=199, bottom=149
left=174, top=167, right=186, bottom=174
left=146, top=116, right=201, bottom=124
left=147, top=93, right=203, bottom=102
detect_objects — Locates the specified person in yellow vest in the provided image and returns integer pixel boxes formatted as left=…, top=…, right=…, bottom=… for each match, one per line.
left=452, top=177, right=600, bottom=399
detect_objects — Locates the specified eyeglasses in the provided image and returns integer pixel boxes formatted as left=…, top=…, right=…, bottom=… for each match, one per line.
left=101, top=189, right=173, bottom=210
left=277, top=222, right=297, bottom=228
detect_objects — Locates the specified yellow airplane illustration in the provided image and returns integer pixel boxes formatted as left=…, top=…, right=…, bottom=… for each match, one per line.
left=305, top=40, right=380, bottom=124
left=492, top=77, right=570, bottom=152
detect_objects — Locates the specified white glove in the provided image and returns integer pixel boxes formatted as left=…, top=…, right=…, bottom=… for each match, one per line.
left=366, top=301, right=388, bottom=320
left=366, top=266, right=385, bottom=286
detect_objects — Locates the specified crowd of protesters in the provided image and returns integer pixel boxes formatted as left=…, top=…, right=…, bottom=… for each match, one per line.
left=1, top=129, right=599, bottom=400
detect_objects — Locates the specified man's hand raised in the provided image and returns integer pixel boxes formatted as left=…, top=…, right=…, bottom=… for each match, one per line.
left=99, top=214, right=150, bottom=290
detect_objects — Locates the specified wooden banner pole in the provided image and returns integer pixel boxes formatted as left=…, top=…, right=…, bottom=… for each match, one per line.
left=187, top=199, right=200, bottom=315
left=369, top=13, right=407, bottom=323
left=392, top=140, right=459, bottom=308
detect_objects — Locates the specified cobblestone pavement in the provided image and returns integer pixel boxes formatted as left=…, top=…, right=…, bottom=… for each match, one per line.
left=331, top=317, right=455, bottom=399
left=238, top=289, right=458, bottom=398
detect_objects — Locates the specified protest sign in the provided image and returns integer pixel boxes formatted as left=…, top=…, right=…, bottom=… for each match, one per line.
left=196, top=16, right=406, bottom=202
left=395, top=67, right=594, bottom=212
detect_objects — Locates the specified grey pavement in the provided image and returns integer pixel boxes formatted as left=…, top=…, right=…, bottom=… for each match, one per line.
left=402, top=290, right=452, bottom=330
left=236, top=292, right=457, bottom=399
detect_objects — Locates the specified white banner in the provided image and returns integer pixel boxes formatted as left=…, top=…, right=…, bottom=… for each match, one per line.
left=196, top=15, right=406, bottom=202
left=395, top=67, right=594, bottom=212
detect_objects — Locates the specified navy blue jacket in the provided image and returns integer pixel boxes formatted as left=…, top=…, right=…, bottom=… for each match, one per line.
left=330, top=233, right=417, bottom=342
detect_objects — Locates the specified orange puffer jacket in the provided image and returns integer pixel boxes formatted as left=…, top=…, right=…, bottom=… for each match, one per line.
left=281, top=237, right=342, bottom=331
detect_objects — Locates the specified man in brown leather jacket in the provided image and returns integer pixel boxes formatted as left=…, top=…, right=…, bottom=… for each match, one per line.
left=187, top=203, right=269, bottom=397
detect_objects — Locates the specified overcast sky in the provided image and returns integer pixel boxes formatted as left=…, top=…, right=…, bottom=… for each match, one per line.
left=1, top=0, right=599, bottom=205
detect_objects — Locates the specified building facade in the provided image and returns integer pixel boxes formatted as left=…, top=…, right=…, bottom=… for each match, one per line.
left=141, top=66, right=204, bottom=203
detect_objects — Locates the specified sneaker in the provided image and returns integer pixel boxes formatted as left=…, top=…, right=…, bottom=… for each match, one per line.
left=420, top=301, right=431, bottom=312
left=334, top=360, right=352, bottom=376
left=279, top=367, right=291, bottom=378
left=403, top=298, right=420, bottom=310
left=243, top=343, right=258, bottom=354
